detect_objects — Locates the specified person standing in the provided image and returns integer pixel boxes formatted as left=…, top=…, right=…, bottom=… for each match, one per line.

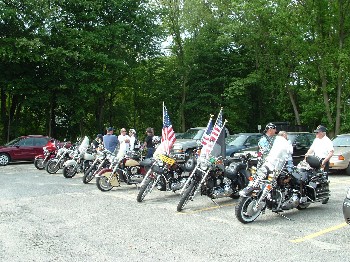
left=103, top=127, right=118, bottom=153
left=128, top=129, right=138, bottom=151
left=144, top=127, right=155, bottom=158
left=118, top=128, right=130, bottom=156
left=257, top=123, right=277, bottom=168
left=92, top=134, right=104, bottom=151
left=305, top=125, right=334, bottom=177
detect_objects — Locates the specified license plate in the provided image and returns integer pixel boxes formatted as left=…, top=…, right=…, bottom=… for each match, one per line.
left=158, top=154, right=176, bottom=165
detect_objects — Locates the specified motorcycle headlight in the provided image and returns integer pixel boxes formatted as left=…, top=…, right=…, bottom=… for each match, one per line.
left=199, top=158, right=208, bottom=170
left=173, top=145, right=183, bottom=153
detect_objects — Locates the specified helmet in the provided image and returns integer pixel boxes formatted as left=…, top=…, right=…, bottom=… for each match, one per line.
left=265, top=123, right=276, bottom=130
left=129, top=129, right=136, bottom=135
left=152, top=136, right=160, bottom=145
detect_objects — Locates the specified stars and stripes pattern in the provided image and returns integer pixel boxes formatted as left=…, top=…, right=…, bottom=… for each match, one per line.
left=161, top=103, right=176, bottom=155
left=210, top=109, right=223, bottom=143
left=201, top=108, right=225, bottom=157
left=201, top=116, right=213, bottom=146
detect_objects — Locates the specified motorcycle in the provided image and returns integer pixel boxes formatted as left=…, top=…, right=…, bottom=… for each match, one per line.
left=235, top=156, right=330, bottom=223
left=62, top=136, right=95, bottom=178
left=95, top=150, right=149, bottom=192
left=82, top=149, right=113, bottom=184
left=176, top=154, right=251, bottom=212
left=45, top=145, right=75, bottom=174
left=136, top=153, right=187, bottom=202
left=34, top=139, right=57, bottom=170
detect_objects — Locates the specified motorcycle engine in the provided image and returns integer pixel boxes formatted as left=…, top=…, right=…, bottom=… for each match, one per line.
left=210, top=177, right=233, bottom=199
left=129, top=166, right=139, bottom=175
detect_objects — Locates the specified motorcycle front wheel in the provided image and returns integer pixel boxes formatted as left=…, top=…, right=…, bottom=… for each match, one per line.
left=34, top=158, right=45, bottom=170
left=83, top=166, right=97, bottom=184
left=63, top=164, right=77, bottom=178
left=235, top=196, right=262, bottom=224
left=177, top=179, right=197, bottom=212
left=137, top=177, right=155, bottom=202
left=46, top=159, right=60, bottom=174
left=96, top=175, right=114, bottom=192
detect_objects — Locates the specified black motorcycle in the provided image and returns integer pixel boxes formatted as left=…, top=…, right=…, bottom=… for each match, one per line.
left=136, top=154, right=187, bottom=202
left=235, top=156, right=330, bottom=223
left=82, top=149, right=113, bottom=184
left=176, top=154, right=251, bottom=212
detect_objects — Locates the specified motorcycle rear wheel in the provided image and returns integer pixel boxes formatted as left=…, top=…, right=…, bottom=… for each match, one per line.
left=34, top=158, right=45, bottom=170
left=96, top=175, right=113, bottom=192
left=177, top=179, right=197, bottom=212
left=83, top=166, right=97, bottom=184
left=63, top=165, right=77, bottom=178
left=137, top=177, right=154, bottom=202
left=235, top=196, right=262, bottom=224
left=46, top=159, right=60, bottom=174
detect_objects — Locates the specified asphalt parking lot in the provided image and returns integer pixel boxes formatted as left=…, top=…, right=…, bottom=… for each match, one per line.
left=1, top=163, right=349, bottom=262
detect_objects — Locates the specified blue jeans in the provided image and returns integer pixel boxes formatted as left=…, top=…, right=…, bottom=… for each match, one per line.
left=146, top=147, right=155, bottom=158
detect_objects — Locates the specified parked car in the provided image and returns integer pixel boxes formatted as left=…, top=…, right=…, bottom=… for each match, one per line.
left=343, top=187, right=350, bottom=224
left=225, top=133, right=262, bottom=158
left=0, top=135, right=52, bottom=166
left=329, top=134, right=350, bottom=175
left=235, top=132, right=315, bottom=166
left=171, top=127, right=230, bottom=162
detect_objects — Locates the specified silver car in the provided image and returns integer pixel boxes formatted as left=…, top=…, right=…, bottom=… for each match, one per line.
left=329, top=134, right=350, bottom=175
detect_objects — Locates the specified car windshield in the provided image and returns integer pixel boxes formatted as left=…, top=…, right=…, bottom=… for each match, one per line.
left=228, top=135, right=248, bottom=147
left=181, top=129, right=205, bottom=140
left=5, top=137, right=21, bottom=146
left=332, top=136, right=350, bottom=147
left=226, top=135, right=239, bottom=144
left=287, top=134, right=298, bottom=143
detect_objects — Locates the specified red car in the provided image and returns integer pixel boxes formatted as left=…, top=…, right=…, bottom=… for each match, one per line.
left=0, top=135, right=52, bottom=166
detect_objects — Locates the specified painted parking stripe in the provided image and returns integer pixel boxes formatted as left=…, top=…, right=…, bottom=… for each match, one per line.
left=290, top=222, right=348, bottom=243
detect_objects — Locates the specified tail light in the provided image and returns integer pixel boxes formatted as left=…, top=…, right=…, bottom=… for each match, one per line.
left=339, top=155, right=345, bottom=160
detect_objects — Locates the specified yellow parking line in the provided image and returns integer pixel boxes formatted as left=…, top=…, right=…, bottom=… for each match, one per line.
left=177, top=203, right=236, bottom=214
left=290, top=222, right=348, bottom=243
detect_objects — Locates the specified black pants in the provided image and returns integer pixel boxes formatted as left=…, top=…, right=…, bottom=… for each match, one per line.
left=322, top=158, right=329, bottom=179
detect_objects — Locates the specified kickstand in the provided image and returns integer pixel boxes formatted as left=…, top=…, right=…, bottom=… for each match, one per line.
left=211, top=198, right=221, bottom=207
left=276, top=212, right=293, bottom=221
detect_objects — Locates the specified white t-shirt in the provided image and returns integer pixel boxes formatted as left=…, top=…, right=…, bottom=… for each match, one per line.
left=129, top=136, right=136, bottom=151
left=118, top=134, right=130, bottom=155
left=265, top=136, right=291, bottom=171
left=310, top=135, right=334, bottom=159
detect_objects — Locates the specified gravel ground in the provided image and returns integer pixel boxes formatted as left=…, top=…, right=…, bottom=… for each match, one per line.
left=0, top=163, right=349, bottom=262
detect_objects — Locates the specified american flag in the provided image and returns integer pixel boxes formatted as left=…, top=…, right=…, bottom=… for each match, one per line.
left=201, top=108, right=224, bottom=157
left=161, top=103, right=176, bottom=155
left=210, top=108, right=223, bottom=143
left=201, top=116, right=213, bottom=146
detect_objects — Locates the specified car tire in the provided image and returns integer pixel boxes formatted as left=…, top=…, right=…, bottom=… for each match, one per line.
left=0, top=153, right=10, bottom=166
left=345, top=164, right=350, bottom=176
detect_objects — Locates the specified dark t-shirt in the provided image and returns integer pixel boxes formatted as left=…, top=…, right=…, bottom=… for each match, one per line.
left=145, top=135, right=154, bottom=148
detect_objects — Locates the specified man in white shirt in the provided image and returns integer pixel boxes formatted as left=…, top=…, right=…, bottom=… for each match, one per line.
left=240, top=131, right=291, bottom=197
left=305, top=125, right=334, bottom=177
left=116, top=128, right=130, bottom=159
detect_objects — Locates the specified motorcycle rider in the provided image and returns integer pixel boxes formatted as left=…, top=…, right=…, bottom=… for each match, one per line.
left=257, top=123, right=277, bottom=168
left=241, top=130, right=291, bottom=197
left=305, top=125, right=334, bottom=179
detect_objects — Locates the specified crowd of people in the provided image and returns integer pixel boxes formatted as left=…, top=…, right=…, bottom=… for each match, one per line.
left=90, top=126, right=157, bottom=159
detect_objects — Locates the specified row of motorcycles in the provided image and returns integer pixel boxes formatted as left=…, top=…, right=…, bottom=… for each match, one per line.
left=34, top=138, right=330, bottom=224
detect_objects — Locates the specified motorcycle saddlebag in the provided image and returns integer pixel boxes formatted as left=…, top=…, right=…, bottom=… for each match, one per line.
left=306, top=156, right=321, bottom=169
